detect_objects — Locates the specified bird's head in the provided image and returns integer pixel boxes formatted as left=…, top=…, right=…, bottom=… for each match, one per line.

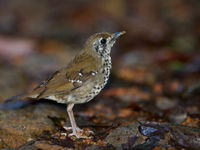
left=84, top=31, right=126, bottom=56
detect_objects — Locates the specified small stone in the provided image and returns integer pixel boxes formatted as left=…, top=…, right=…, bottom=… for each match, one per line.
left=104, top=122, right=145, bottom=148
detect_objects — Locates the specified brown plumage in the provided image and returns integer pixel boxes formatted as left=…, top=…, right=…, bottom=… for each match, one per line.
left=27, top=53, right=99, bottom=101
left=22, top=31, right=126, bottom=138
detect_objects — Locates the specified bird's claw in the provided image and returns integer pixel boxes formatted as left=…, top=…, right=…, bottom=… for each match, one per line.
left=84, top=130, right=94, bottom=135
left=63, top=126, right=72, bottom=131
left=68, top=132, right=93, bottom=139
left=63, top=126, right=83, bottom=132
left=63, top=126, right=94, bottom=134
left=64, top=125, right=94, bottom=139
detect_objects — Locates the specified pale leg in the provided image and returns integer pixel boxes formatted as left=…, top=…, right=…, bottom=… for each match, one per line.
left=65, top=104, right=83, bottom=132
left=67, top=104, right=91, bottom=138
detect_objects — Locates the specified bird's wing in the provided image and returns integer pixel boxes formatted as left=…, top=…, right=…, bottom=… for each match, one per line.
left=26, top=53, right=99, bottom=99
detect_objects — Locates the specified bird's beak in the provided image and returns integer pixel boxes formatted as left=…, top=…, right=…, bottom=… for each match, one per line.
left=111, top=31, right=126, bottom=41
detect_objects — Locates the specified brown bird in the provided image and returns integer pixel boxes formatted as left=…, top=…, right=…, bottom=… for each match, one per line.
left=22, top=31, right=125, bottom=138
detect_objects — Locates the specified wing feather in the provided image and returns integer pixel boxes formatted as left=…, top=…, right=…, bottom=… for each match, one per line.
left=26, top=52, right=99, bottom=99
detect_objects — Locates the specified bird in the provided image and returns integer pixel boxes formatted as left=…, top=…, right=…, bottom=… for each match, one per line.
left=19, top=31, right=125, bottom=138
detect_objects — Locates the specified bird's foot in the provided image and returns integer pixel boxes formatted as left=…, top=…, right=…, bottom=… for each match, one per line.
left=63, top=126, right=94, bottom=134
left=84, top=129, right=94, bottom=135
left=68, top=132, right=93, bottom=139
left=63, top=126, right=83, bottom=132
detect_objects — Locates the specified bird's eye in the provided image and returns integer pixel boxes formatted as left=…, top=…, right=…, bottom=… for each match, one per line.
left=100, top=38, right=106, bottom=44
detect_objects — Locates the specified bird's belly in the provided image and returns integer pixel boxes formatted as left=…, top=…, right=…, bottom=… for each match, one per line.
left=47, top=61, right=111, bottom=104
left=69, top=64, right=111, bottom=104
left=65, top=73, right=109, bottom=104
left=69, top=81, right=104, bottom=104
left=45, top=74, right=109, bottom=104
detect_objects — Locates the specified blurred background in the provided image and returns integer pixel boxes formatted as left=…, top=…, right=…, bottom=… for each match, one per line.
left=0, top=0, right=200, bottom=149
left=0, top=0, right=200, bottom=100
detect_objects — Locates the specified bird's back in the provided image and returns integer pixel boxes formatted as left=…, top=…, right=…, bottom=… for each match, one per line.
left=24, top=51, right=106, bottom=104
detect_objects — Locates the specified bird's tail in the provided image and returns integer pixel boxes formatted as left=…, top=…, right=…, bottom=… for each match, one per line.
left=0, top=92, right=37, bottom=109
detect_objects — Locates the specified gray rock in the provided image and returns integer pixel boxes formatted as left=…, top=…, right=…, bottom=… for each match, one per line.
left=104, top=122, right=146, bottom=148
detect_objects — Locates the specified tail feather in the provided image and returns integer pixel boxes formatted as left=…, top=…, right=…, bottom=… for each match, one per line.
left=0, top=92, right=37, bottom=109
